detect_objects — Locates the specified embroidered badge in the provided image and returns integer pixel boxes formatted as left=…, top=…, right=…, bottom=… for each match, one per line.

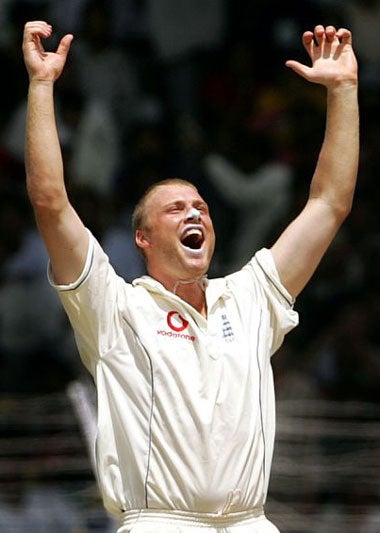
left=221, top=313, right=235, bottom=342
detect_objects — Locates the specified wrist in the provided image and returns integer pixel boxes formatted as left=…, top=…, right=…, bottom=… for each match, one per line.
left=29, top=78, right=55, bottom=89
left=326, top=78, right=358, bottom=94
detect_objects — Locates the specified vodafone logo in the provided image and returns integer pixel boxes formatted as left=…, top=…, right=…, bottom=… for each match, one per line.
left=167, top=311, right=189, bottom=332
left=157, top=311, right=195, bottom=341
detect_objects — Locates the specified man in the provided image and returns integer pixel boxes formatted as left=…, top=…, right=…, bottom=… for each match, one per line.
left=23, top=20, right=359, bottom=533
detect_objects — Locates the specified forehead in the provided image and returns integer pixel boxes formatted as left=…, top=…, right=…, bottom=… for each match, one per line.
left=148, top=184, right=205, bottom=208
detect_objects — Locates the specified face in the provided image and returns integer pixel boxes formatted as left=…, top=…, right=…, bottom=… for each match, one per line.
left=135, top=184, right=216, bottom=285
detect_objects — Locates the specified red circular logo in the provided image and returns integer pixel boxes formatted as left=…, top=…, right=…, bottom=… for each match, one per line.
left=167, top=311, right=189, bottom=332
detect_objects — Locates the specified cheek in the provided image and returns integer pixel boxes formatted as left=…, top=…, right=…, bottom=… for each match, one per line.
left=153, top=228, right=178, bottom=251
left=207, top=222, right=216, bottom=243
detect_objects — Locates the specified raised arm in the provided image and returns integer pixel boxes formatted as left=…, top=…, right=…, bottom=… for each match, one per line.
left=23, top=21, right=89, bottom=285
left=271, top=25, right=359, bottom=299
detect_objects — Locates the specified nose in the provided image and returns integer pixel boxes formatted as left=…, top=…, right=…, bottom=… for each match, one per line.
left=185, top=207, right=201, bottom=221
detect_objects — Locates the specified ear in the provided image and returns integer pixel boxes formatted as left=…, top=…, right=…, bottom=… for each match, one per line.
left=135, top=229, right=151, bottom=252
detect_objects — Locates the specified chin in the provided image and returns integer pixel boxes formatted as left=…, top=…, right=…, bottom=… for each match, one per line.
left=184, top=259, right=210, bottom=277
left=178, top=243, right=213, bottom=275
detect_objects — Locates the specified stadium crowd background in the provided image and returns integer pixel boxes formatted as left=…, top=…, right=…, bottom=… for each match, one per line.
left=0, top=0, right=380, bottom=531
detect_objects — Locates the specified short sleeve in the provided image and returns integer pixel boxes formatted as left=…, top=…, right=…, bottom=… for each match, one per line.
left=226, top=248, right=299, bottom=356
left=48, top=232, right=128, bottom=374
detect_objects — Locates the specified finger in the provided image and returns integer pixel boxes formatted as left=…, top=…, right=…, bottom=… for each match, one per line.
left=302, top=31, right=316, bottom=58
left=23, top=21, right=52, bottom=56
left=336, top=28, right=352, bottom=45
left=313, top=25, right=326, bottom=47
left=325, top=26, right=337, bottom=43
left=24, top=20, right=52, bottom=40
left=302, top=31, right=314, bottom=47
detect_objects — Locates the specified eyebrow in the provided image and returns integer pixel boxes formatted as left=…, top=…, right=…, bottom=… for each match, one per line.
left=162, top=199, right=209, bottom=210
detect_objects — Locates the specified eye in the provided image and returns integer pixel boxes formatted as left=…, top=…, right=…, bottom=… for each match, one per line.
left=166, top=205, right=182, bottom=214
left=196, top=204, right=208, bottom=214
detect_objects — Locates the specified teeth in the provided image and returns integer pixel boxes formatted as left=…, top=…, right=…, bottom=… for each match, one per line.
left=184, top=228, right=202, bottom=238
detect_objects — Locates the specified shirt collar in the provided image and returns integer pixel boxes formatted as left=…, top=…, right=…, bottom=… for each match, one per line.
left=133, top=275, right=230, bottom=310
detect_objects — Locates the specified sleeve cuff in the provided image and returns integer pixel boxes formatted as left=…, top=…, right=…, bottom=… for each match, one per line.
left=255, top=248, right=295, bottom=307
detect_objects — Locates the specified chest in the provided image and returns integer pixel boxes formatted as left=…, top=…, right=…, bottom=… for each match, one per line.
left=124, top=295, right=266, bottom=402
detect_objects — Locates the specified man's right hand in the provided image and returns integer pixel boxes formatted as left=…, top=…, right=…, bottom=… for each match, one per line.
left=22, top=21, right=73, bottom=83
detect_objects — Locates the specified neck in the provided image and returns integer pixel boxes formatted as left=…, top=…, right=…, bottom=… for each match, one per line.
left=147, top=264, right=208, bottom=317
left=173, top=278, right=207, bottom=317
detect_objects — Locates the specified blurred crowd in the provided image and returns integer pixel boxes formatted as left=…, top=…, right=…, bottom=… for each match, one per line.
left=0, top=0, right=380, bottom=529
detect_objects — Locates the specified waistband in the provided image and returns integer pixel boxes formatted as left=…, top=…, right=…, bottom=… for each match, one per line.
left=121, top=507, right=265, bottom=528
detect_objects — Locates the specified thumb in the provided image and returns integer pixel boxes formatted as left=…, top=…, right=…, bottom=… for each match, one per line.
left=285, top=60, right=312, bottom=81
left=56, top=34, right=74, bottom=58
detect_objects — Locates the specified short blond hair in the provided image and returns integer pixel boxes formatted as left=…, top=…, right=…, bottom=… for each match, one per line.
left=132, top=178, right=198, bottom=232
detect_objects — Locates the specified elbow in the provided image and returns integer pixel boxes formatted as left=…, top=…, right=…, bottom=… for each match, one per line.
left=311, top=183, right=356, bottom=225
left=333, top=197, right=354, bottom=225
left=338, top=187, right=356, bottom=219
left=27, top=182, right=68, bottom=213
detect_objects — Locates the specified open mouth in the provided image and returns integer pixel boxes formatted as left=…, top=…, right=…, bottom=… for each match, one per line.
left=180, top=226, right=204, bottom=250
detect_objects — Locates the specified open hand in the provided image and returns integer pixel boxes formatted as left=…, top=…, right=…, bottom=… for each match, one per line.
left=22, top=21, right=73, bottom=83
left=285, top=25, right=358, bottom=88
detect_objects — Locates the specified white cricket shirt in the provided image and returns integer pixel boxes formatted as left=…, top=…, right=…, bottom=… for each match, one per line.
left=50, top=232, right=298, bottom=517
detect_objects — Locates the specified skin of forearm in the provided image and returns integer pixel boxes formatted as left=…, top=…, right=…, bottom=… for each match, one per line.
left=25, top=80, right=68, bottom=213
left=309, top=83, right=359, bottom=219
